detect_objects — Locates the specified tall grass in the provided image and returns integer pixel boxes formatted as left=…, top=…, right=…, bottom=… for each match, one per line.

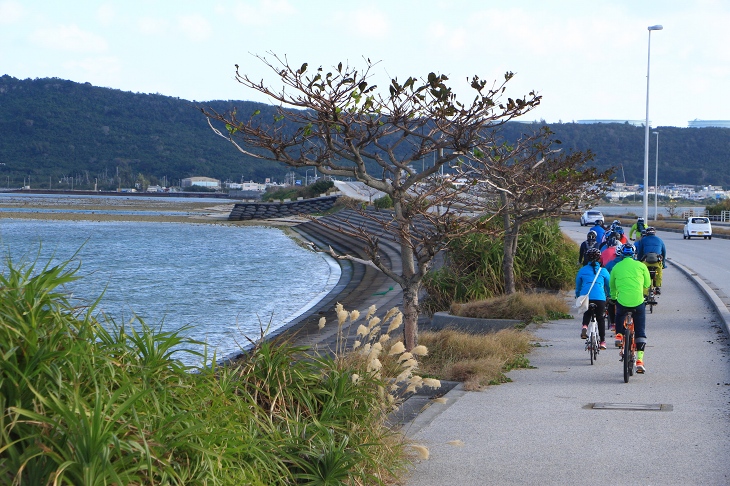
left=417, top=329, right=534, bottom=391
left=423, top=218, right=579, bottom=313
left=0, top=256, right=412, bottom=485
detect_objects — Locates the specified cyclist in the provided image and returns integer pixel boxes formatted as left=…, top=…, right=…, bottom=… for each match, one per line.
left=590, top=219, right=606, bottom=244
left=600, top=238, right=620, bottom=267
left=579, top=230, right=599, bottom=265
left=609, top=244, right=651, bottom=373
left=635, top=227, right=667, bottom=295
left=575, top=247, right=610, bottom=349
left=629, top=217, right=646, bottom=241
left=613, top=226, right=629, bottom=245
left=604, top=244, right=625, bottom=332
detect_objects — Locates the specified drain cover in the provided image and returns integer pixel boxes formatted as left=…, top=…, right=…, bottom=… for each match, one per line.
left=591, top=402, right=672, bottom=411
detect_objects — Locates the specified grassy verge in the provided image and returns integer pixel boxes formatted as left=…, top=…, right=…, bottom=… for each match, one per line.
left=416, top=329, right=535, bottom=391
left=0, top=259, right=418, bottom=485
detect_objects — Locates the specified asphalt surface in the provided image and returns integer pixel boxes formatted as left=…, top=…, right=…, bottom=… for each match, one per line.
left=405, top=224, right=730, bottom=486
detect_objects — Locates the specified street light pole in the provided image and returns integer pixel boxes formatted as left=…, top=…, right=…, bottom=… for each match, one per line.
left=643, top=24, right=663, bottom=222
left=653, top=131, right=659, bottom=221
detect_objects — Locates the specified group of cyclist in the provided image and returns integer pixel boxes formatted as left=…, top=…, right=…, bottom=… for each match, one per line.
left=575, top=217, right=667, bottom=373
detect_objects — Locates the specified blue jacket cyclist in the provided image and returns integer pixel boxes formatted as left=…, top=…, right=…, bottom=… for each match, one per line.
left=575, top=247, right=611, bottom=348
left=635, top=227, right=667, bottom=293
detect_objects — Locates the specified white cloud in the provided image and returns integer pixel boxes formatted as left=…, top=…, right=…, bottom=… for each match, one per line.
left=97, top=4, right=116, bottom=26
left=31, top=25, right=108, bottom=53
left=138, top=16, right=169, bottom=36
left=63, top=56, right=122, bottom=80
left=228, top=0, right=296, bottom=26
left=0, top=0, right=24, bottom=24
left=177, top=14, right=212, bottom=41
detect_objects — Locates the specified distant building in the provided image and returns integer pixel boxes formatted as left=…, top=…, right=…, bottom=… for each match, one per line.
left=687, top=120, right=730, bottom=128
left=576, top=120, right=646, bottom=126
left=181, top=176, right=220, bottom=189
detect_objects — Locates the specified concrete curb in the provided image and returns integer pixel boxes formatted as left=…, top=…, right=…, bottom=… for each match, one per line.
left=667, top=257, right=730, bottom=336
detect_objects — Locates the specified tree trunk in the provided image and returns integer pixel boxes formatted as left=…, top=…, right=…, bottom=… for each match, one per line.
left=402, top=284, right=420, bottom=351
left=502, top=212, right=520, bottom=295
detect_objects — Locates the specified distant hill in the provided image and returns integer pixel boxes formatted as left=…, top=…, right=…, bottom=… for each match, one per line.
left=1, top=75, right=729, bottom=189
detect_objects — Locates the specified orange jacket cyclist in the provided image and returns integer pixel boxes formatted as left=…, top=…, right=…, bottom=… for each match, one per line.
left=609, top=244, right=651, bottom=373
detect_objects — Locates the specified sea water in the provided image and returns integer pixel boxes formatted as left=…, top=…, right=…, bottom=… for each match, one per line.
left=0, top=218, right=339, bottom=365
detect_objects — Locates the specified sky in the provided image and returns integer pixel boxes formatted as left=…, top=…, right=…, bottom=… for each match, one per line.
left=1, top=0, right=728, bottom=128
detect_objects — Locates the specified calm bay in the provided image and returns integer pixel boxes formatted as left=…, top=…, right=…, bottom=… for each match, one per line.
left=0, top=212, right=339, bottom=365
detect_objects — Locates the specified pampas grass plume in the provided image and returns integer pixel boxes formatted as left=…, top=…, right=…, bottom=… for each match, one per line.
left=367, top=358, right=383, bottom=373
left=368, top=316, right=381, bottom=330
left=349, top=309, right=360, bottom=322
left=388, top=341, right=406, bottom=355
left=318, top=316, right=326, bottom=330
left=411, top=445, right=429, bottom=460
left=383, top=307, right=399, bottom=322
left=356, top=324, right=368, bottom=337
left=378, top=334, right=390, bottom=343
left=365, top=304, right=377, bottom=320
left=447, top=440, right=465, bottom=447
left=411, top=345, right=428, bottom=356
left=423, top=378, right=441, bottom=388
left=386, top=313, right=403, bottom=333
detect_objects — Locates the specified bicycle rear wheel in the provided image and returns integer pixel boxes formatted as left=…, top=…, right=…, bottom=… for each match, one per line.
left=623, top=331, right=633, bottom=383
left=592, top=333, right=599, bottom=362
left=589, top=333, right=595, bottom=365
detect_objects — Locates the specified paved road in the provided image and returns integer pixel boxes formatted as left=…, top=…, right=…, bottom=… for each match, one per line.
left=405, top=222, right=730, bottom=485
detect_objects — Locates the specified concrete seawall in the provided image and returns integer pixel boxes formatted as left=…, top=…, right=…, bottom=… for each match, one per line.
left=228, top=195, right=339, bottom=221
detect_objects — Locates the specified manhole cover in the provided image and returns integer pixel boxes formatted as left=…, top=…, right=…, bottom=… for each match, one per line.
left=591, top=402, right=672, bottom=411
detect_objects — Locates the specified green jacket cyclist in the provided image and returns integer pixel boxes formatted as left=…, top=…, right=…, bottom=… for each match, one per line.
left=609, top=244, right=651, bottom=373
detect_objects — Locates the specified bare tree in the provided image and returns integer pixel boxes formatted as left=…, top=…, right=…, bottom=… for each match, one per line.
left=201, top=54, right=541, bottom=349
left=461, top=126, right=615, bottom=294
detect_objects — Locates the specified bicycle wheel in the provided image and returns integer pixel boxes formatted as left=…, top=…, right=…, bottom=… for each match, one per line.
left=588, top=333, right=595, bottom=364
left=592, top=332, right=599, bottom=362
left=623, top=331, right=633, bottom=383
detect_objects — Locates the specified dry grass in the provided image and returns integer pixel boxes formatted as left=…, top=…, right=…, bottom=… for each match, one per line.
left=450, top=291, right=570, bottom=323
left=416, top=328, right=535, bottom=391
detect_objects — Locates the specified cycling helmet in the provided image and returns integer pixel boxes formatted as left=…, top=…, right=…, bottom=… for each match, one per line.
left=644, top=227, right=656, bottom=236
left=613, top=219, right=621, bottom=225
left=637, top=217, right=645, bottom=223
left=615, top=244, right=624, bottom=256
left=586, top=248, right=601, bottom=262
left=614, top=226, right=624, bottom=235
left=620, top=244, right=636, bottom=258
left=587, top=230, right=597, bottom=241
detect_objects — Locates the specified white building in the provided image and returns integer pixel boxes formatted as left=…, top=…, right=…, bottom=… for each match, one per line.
left=181, top=177, right=220, bottom=189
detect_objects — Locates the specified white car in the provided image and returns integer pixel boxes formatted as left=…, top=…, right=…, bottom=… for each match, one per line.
left=683, top=217, right=712, bottom=239
left=580, top=210, right=604, bottom=226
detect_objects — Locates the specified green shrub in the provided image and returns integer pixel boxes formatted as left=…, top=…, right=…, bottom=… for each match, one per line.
left=706, top=198, right=730, bottom=215
left=0, top=256, right=408, bottom=485
left=262, top=180, right=334, bottom=202
left=373, top=194, right=393, bottom=209
left=423, top=218, right=579, bottom=313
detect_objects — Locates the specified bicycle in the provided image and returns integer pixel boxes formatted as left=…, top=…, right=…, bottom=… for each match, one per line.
left=645, top=267, right=658, bottom=313
left=619, top=311, right=636, bottom=383
left=585, top=303, right=600, bottom=364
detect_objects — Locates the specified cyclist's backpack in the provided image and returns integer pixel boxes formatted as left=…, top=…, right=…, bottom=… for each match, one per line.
left=644, top=252, right=660, bottom=263
left=637, top=221, right=645, bottom=233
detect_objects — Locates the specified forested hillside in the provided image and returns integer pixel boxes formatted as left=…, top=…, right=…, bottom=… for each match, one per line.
left=0, top=75, right=286, bottom=189
left=1, top=75, right=729, bottom=189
